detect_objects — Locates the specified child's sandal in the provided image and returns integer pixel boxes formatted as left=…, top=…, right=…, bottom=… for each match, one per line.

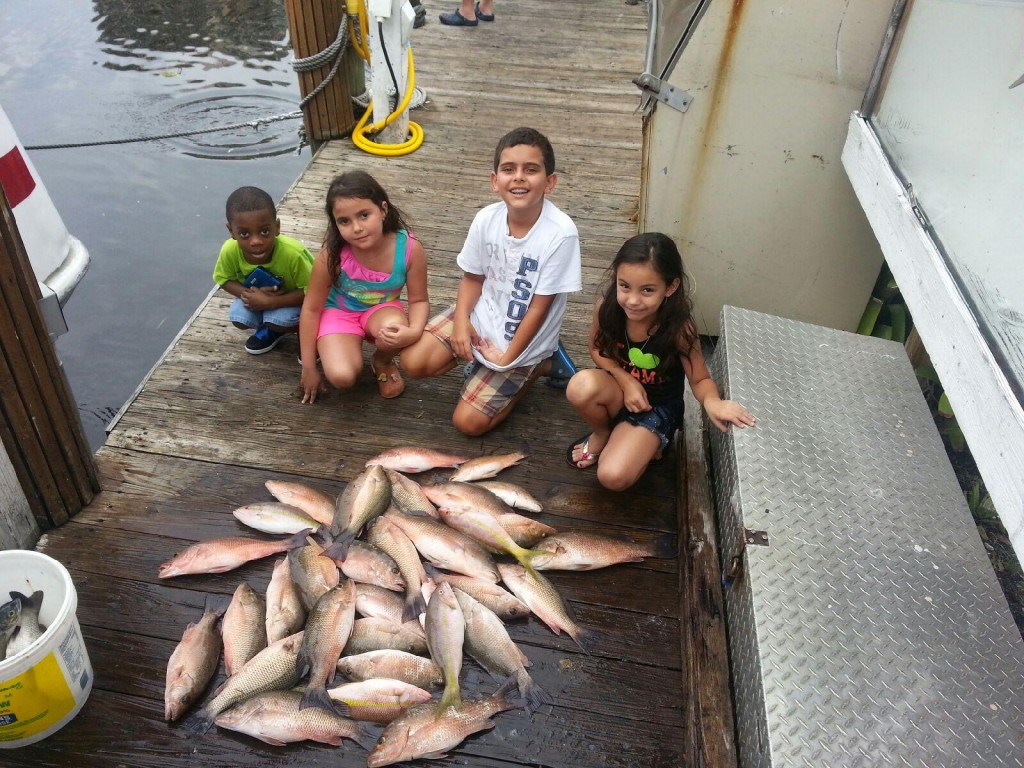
left=373, top=361, right=406, bottom=399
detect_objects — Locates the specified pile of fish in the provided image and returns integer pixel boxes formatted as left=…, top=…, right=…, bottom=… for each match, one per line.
left=0, top=590, right=47, bottom=661
left=160, top=446, right=674, bottom=766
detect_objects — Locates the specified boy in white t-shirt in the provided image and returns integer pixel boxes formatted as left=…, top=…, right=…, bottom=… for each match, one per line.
left=400, top=127, right=582, bottom=436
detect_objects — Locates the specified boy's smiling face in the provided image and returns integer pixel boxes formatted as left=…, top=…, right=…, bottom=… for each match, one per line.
left=227, top=208, right=280, bottom=264
left=491, top=144, right=557, bottom=219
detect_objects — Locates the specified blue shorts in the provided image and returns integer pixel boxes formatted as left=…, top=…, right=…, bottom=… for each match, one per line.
left=613, top=400, right=683, bottom=450
left=228, top=298, right=301, bottom=330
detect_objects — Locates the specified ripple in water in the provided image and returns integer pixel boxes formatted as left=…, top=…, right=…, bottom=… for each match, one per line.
left=163, top=91, right=303, bottom=159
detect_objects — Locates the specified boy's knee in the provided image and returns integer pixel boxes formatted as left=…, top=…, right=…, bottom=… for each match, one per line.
left=452, top=409, right=492, bottom=437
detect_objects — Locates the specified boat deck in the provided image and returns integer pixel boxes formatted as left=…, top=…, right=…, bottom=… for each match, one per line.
left=9, top=1, right=734, bottom=765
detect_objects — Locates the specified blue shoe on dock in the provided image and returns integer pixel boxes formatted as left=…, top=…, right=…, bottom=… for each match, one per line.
left=245, top=326, right=283, bottom=355
left=545, top=340, right=576, bottom=388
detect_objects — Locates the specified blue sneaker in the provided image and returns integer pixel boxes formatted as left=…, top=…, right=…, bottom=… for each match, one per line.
left=245, top=326, right=284, bottom=355
left=545, top=340, right=576, bottom=388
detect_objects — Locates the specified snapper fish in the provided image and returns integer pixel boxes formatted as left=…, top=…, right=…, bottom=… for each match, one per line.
left=531, top=531, right=676, bottom=571
left=448, top=452, right=528, bottom=483
left=365, top=447, right=472, bottom=474
left=264, top=480, right=335, bottom=528
left=326, top=465, right=391, bottom=561
left=0, top=596, right=22, bottom=661
left=6, top=590, right=45, bottom=658
left=158, top=529, right=311, bottom=579
left=164, top=597, right=224, bottom=722
left=213, top=690, right=375, bottom=749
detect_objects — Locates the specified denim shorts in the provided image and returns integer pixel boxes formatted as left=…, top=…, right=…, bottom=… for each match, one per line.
left=228, top=298, right=301, bottom=330
left=613, top=400, right=684, bottom=450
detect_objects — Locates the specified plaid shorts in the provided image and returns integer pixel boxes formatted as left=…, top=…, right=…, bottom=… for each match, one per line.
left=425, top=306, right=545, bottom=419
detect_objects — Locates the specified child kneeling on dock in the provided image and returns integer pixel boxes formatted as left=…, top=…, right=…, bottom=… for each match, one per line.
left=213, top=186, right=315, bottom=355
left=298, top=171, right=429, bottom=403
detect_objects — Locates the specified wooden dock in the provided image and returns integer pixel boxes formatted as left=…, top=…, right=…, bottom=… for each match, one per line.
left=9, top=1, right=734, bottom=765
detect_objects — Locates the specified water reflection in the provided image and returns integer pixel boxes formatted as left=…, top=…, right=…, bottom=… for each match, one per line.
left=0, top=0, right=311, bottom=449
left=94, top=0, right=292, bottom=64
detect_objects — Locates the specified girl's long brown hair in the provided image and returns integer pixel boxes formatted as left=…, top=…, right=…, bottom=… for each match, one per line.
left=594, top=233, right=697, bottom=364
left=322, top=171, right=410, bottom=283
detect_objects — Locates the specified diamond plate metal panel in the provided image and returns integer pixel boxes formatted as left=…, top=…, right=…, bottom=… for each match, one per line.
left=709, top=306, right=1024, bottom=768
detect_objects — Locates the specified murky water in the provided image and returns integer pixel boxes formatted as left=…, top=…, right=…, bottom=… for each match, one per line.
left=0, top=0, right=313, bottom=449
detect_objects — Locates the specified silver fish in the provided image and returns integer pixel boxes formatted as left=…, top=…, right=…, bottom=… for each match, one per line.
left=368, top=514, right=428, bottom=622
left=531, top=531, right=676, bottom=571
left=222, top=582, right=267, bottom=676
left=164, top=598, right=224, bottom=722
left=498, top=512, right=557, bottom=548
left=387, top=511, right=500, bottom=583
left=232, top=502, right=323, bottom=535
left=214, top=689, right=375, bottom=749
left=327, top=465, right=391, bottom=560
left=331, top=540, right=405, bottom=592
left=354, top=582, right=406, bottom=624
left=6, top=590, right=45, bottom=657
left=264, top=480, right=335, bottom=527
left=365, top=446, right=472, bottom=474
left=288, top=537, right=340, bottom=612
left=197, top=631, right=307, bottom=733
left=265, top=557, right=306, bottom=644
left=427, top=483, right=544, bottom=571
left=474, top=480, right=543, bottom=512
left=497, top=563, right=597, bottom=654
left=422, top=565, right=530, bottom=621
left=425, top=581, right=465, bottom=711
left=337, top=650, right=442, bottom=689
left=448, top=451, right=528, bottom=482
left=344, top=617, right=428, bottom=656
left=0, top=596, right=22, bottom=660
left=366, top=681, right=521, bottom=767
left=384, top=470, right=440, bottom=518
left=326, top=678, right=433, bottom=723
left=298, top=580, right=357, bottom=713
left=453, top=588, right=551, bottom=711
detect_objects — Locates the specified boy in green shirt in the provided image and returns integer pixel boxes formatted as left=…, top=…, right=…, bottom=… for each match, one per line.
left=213, top=186, right=314, bottom=354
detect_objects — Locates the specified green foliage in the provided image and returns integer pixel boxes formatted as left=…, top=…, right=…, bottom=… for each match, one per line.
left=857, top=264, right=911, bottom=343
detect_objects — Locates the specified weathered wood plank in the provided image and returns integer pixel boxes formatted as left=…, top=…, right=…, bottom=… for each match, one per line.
left=679, top=386, right=739, bottom=767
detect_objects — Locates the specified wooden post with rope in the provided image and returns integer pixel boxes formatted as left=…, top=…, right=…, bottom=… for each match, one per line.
left=0, top=185, right=98, bottom=546
left=284, top=0, right=357, bottom=144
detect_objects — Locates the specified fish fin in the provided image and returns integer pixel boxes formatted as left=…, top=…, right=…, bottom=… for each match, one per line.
left=515, top=670, right=553, bottom=712
left=323, top=530, right=355, bottom=561
left=647, top=532, right=678, bottom=559
left=284, top=528, right=315, bottom=550
left=401, top=591, right=427, bottom=623
left=572, top=626, right=601, bottom=655
left=350, top=723, right=379, bottom=752
left=185, top=710, right=214, bottom=736
left=437, top=683, right=462, bottom=713
left=300, top=686, right=343, bottom=715
left=420, top=750, right=453, bottom=760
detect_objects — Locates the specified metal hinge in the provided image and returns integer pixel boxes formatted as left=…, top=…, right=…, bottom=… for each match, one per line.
left=632, top=72, right=692, bottom=114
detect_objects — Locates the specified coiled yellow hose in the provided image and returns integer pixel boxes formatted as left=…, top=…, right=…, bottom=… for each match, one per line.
left=348, top=1, right=424, bottom=157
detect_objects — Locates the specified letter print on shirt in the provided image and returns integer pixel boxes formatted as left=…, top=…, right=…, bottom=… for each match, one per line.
left=502, top=240, right=538, bottom=341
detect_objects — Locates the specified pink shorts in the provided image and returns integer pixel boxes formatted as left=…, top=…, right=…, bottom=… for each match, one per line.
left=318, top=300, right=405, bottom=340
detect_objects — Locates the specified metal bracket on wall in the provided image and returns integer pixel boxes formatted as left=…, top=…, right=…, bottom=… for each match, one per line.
left=633, top=72, right=692, bottom=113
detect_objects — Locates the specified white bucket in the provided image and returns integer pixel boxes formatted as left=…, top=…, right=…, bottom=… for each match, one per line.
left=0, top=550, right=93, bottom=748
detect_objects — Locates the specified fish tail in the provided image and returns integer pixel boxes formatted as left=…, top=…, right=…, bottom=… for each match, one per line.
left=300, top=685, right=344, bottom=715
left=648, top=532, right=678, bottom=559
left=186, top=709, right=215, bottom=735
left=323, top=530, right=355, bottom=561
left=572, top=626, right=600, bottom=655
left=284, top=528, right=315, bottom=550
left=401, top=590, right=427, bottom=623
left=349, top=723, right=378, bottom=752
left=514, top=547, right=544, bottom=576
left=8, top=591, right=35, bottom=610
left=515, top=670, right=553, bottom=712
left=437, top=680, right=462, bottom=712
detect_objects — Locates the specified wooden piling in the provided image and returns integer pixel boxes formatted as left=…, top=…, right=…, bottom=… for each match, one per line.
left=0, top=186, right=98, bottom=538
left=284, top=0, right=357, bottom=143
